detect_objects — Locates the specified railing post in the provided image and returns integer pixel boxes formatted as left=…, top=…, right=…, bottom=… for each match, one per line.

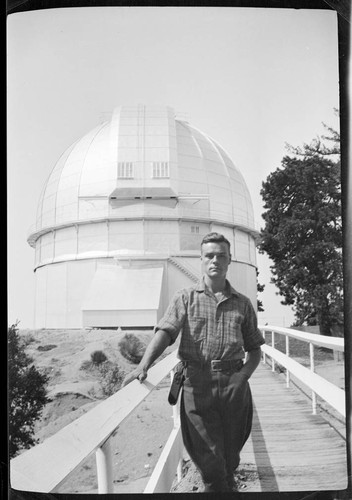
left=176, top=451, right=183, bottom=483
left=262, top=329, right=266, bottom=365
left=96, top=438, right=114, bottom=493
left=309, top=342, right=317, bottom=414
left=271, top=331, right=275, bottom=372
left=285, top=335, right=290, bottom=388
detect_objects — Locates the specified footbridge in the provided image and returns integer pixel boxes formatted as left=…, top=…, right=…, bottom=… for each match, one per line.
left=10, top=326, right=348, bottom=494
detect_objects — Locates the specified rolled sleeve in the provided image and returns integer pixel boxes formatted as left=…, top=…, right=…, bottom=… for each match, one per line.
left=242, top=299, right=265, bottom=352
left=155, top=290, right=187, bottom=344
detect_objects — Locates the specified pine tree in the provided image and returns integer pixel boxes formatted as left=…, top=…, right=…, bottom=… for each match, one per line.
left=259, top=120, right=343, bottom=335
left=257, top=270, right=265, bottom=312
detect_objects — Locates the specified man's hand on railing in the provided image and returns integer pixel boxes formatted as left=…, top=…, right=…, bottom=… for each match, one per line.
left=122, top=366, right=148, bottom=387
left=121, top=330, right=172, bottom=388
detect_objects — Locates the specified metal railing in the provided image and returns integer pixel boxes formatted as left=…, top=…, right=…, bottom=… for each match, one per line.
left=258, top=325, right=345, bottom=417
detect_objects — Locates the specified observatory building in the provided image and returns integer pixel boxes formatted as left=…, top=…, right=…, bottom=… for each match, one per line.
left=28, top=104, right=259, bottom=329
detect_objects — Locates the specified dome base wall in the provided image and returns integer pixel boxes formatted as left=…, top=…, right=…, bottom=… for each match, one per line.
left=33, top=258, right=258, bottom=329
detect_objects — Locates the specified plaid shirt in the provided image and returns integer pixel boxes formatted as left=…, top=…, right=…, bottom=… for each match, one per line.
left=155, top=278, right=265, bottom=363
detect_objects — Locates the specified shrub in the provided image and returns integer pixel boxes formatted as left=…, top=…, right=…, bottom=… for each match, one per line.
left=118, top=333, right=146, bottom=364
left=98, top=362, right=125, bottom=397
left=21, top=332, right=36, bottom=346
left=37, top=344, right=57, bottom=352
left=8, top=323, right=49, bottom=458
left=80, top=359, right=93, bottom=371
left=42, top=365, right=62, bottom=380
left=90, top=350, right=107, bottom=365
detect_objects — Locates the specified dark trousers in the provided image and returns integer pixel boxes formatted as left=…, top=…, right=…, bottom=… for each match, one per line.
left=180, top=365, right=253, bottom=492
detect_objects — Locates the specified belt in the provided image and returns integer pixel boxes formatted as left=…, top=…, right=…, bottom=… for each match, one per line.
left=183, top=359, right=244, bottom=372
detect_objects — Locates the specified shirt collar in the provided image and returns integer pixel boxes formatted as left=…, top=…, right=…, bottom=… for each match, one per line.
left=196, top=276, right=239, bottom=298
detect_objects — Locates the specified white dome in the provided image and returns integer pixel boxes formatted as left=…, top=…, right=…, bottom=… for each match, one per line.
left=29, top=105, right=259, bottom=328
left=30, top=104, right=255, bottom=241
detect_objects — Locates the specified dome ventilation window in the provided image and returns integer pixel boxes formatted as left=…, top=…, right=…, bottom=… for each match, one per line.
left=152, top=161, right=169, bottom=178
left=118, top=162, right=134, bottom=179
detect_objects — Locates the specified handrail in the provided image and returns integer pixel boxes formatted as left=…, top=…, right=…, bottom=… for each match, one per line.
left=168, top=256, right=199, bottom=283
left=10, top=349, right=180, bottom=493
left=259, top=324, right=344, bottom=351
left=258, top=325, right=345, bottom=417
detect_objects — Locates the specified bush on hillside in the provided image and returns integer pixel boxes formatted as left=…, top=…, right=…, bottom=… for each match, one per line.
left=118, top=333, right=146, bottom=364
left=90, top=350, right=108, bottom=365
left=37, top=344, right=57, bottom=352
left=21, top=332, right=36, bottom=346
left=80, top=359, right=93, bottom=371
left=98, top=362, right=125, bottom=397
left=8, top=323, right=49, bottom=458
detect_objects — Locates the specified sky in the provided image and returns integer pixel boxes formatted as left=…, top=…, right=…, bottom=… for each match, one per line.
left=7, top=6, right=340, bottom=329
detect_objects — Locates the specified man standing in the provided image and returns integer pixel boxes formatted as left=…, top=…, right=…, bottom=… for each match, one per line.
left=122, top=232, right=265, bottom=492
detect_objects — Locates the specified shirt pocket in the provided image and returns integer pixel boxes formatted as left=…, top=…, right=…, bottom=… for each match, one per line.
left=227, top=316, right=244, bottom=345
left=187, top=316, right=207, bottom=342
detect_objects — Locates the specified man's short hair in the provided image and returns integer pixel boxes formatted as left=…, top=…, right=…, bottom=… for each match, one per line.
left=201, top=232, right=231, bottom=251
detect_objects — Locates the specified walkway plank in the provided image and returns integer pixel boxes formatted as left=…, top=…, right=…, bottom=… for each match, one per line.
left=240, top=363, right=348, bottom=492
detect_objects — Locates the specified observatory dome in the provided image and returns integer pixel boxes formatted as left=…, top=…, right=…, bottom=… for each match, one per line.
left=29, top=104, right=259, bottom=328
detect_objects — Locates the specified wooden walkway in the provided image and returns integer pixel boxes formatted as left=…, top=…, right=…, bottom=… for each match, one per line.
left=240, top=363, right=348, bottom=492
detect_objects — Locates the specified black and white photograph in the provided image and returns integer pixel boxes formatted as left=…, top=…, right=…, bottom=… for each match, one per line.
left=7, top=2, right=350, bottom=496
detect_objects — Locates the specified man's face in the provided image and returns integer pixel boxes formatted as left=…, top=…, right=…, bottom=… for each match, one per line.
left=201, top=241, right=231, bottom=280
